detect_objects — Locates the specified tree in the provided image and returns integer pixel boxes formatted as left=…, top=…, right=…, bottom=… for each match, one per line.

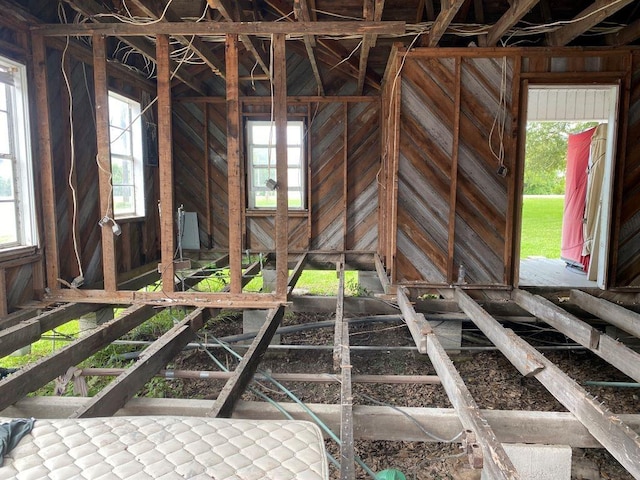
left=524, top=121, right=598, bottom=195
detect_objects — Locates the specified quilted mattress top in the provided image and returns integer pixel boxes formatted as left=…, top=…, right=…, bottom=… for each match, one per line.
left=0, top=416, right=329, bottom=480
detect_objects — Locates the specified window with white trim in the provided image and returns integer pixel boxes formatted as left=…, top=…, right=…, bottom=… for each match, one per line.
left=108, top=91, right=145, bottom=218
left=0, top=56, right=36, bottom=250
left=246, top=120, right=305, bottom=210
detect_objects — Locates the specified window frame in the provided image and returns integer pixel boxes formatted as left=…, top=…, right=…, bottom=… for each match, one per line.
left=108, top=91, right=145, bottom=220
left=0, top=56, right=37, bottom=251
left=245, top=119, right=306, bottom=211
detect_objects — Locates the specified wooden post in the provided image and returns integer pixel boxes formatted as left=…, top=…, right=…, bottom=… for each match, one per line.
left=0, top=268, right=7, bottom=317
left=447, top=57, right=461, bottom=283
left=93, top=34, right=118, bottom=292
left=274, top=33, right=289, bottom=296
left=204, top=105, right=213, bottom=248
left=226, top=34, right=243, bottom=294
left=343, top=104, right=348, bottom=250
left=31, top=34, right=60, bottom=289
left=156, top=34, right=175, bottom=292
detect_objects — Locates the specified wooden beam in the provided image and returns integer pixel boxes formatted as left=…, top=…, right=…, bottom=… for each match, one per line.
left=0, top=304, right=156, bottom=411
left=225, top=34, right=243, bottom=294
left=31, top=34, right=60, bottom=290
left=374, top=253, right=390, bottom=293
left=513, top=289, right=640, bottom=383
left=127, top=0, right=225, bottom=78
left=447, top=57, right=461, bottom=283
left=0, top=303, right=102, bottom=358
left=203, top=106, right=213, bottom=248
left=428, top=0, right=466, bottom=47
left=274, top=33, right=289, bottom=296
left=33, top=21, right=406, bottom=37
left=157, top=34, right=176, bottom=293
left=287, top=253, right=308, bottom=295
left=62, top=0, right=205, bottom=94
left=209, top=305, right=285, bottom=417
left=293, top=0, right=324, bottom=95
left=93, top=34, right=118, bottom=292
left=486, top=0, right=540, bottom=46
left=396, top=287, right=430, bottom=353
left=570, top=289, right=640, bottom=340
left=462, top=289, right=640, bottom=479
left=333, top=256, right=346, bottom=370
left=70, top=308, right=207, bottom=418
left=356, top=0, right=385, bottom=95
left=606, top=18, right=640, bottom=46
left=547, top=0, right=636, bottom=46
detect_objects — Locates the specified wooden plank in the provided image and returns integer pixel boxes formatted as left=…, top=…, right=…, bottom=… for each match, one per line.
left=374, top=253, right=390, bottom=292
left=0, top=269, right=7, bottom=317
left=513, top=289, right=640, bottom=383
left=343, top=105, right=348, bottom=250
left=356, top=0, right=385, bottom=95
left=0, top=303, right=101, bottom=358
left=396, top=287, right=431, bottom=353
left=274, top=33, right=289, bottom=297
left=293, top=0, right=324, bottom=95
left=466, top=291, right=640, bottom=479
left=287, top=253, right=308, bottom=295
left=226, top=34, right=243, bottom=294
left=35, top=20, right=406, bottom=36
left=157, top=34, right=176, bottom=293
left=70, top=308, right=207, bottom=418
left=31, top=34, right=60, bottom=290
left=333, top=256, right=346, bottom=370
left=547, top=0, right=636, bottom=46
left=203, top=106, right=213, bottom=248
left=455, top=289, right=543, bottom=376
left=0, top=304, right=156, bottom=411
left=339, top=322, right=355, bottom=480
left=606, top=18, right=640, bottom=46
left=93, top=34, right=118, bottom=292
left=447, top=57, right=461, bottom=283
left=428, top=0, right=466, bottom=47
left=486, top=0, right=540, bottom=46
left=209, top=305, right=285, bottom=417
left=571, top=289, right=640, bottom=340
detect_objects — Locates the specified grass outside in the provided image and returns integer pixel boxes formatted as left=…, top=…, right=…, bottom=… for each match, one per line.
left=520, top=195, right=564, bottom=259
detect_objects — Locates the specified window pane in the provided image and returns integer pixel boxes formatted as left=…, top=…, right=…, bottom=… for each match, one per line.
left=287, top=147, right=301, bottom=166
left=0, top=158, right=14, bottom=199
left=253, top=167, right=272, bottom=188
left=110, top=127, right=131, bottom=156
left=0, top=111, right=10, bottom=155
left=111, top=157, right=134, bottom=185
left=252, top=147, right=272, bottom=166
left=109, top=96, right=130, bottom=129
left=288, top=191, right=303, bottom=209
left=287, top=124, right=302, bottom=145
left=288, top=168, right=301, bottom=187
left=254, top=191, right=276, bottom=208
left=252, top=124, right=275, bottom=145
left=113, top=185, right=135, bottom=214
left=0, top=201, right=17, bottom=244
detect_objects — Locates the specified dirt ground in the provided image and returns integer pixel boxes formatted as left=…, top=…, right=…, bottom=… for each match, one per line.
left=166, top=312, right=638, bottom=480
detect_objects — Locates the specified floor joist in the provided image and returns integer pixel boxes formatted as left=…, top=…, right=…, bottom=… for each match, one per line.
left=570, top=289, right=640, bottom=340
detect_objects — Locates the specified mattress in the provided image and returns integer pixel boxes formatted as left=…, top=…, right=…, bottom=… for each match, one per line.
left=0, top=416, right=329, bottom=480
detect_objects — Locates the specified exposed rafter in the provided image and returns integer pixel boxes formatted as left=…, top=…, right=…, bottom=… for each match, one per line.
left=127, top=0, right=225, bottom=78
left=487, top=0, right=540, bottom=46
left=294, top=0, right=324, bottom=95
left=428, top=0, right=466, bottom=47
left=62, top=0, right=206, bottom=94
left=547, top=0, right=635, bottom=46
left=207, top=0, right=271, bottom=76
left=357, top=0, right=385, bottom=95
left=606, top=17, right=640, bottom=45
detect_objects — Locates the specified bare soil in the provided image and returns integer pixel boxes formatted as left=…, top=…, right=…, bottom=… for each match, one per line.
left=166, top=312, right=638, bottom=480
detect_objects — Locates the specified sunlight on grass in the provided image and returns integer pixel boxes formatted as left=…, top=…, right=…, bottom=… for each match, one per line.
left=520, top=195, right=564, bottom=259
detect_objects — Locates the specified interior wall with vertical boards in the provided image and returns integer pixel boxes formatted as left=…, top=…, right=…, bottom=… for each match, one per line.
left=381, top=47, right=638, bottom=289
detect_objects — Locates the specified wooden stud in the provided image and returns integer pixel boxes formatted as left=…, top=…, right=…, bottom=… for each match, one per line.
left=92, top=34, right=118, bottom=292
left=447, top=57, right=461, bottom=284
left=70, top=308, right=207, bottom=418
left=0, top=304, right=156, bottom=412
left=0, top=268, right=7, bottom=317
left=225, top=34, right=243, bottom=294
left=486, top=0, right=540, bottom=46
left=156, top=34, right=176, bottom=293
left=204, top=106, right=213, bottom=248
left=274, top=33, right=289, bottom=297
left=31, top=34, right=60, bottom=290
left=333, top=255, right=346, bottom=370
left=209, top=305, right=285, bottom=417
left=570, top=289, right=640, bottom=340
left=343, top=104, right=348, bottom=250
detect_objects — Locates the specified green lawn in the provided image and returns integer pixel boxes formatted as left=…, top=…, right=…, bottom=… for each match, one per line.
left=520, top=195, right=564, bottom=259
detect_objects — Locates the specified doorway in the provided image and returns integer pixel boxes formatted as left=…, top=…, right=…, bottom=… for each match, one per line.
left=518, top=85, right=619, bottom=288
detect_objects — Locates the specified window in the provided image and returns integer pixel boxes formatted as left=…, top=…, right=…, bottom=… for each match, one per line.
left=108, top=91, right=144, bottom=218
left=0, top=57, right=36, bottom=250
left=246, top=120, right=305, bottom=209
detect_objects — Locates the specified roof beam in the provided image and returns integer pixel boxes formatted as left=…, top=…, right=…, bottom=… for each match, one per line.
left=456, top=288, right=640, bottom=479
left=62, top=0, right=205, bottom=95
left=486, top=0, right=540, bottom=46
left=357, top=0, right=385, bottom=95
left=207, top=0, right=270, bottom=76
left=428, top=0, right=466, bottom=47
left=606, top=17, right=640, bottom=45
left=294, top=0, right=324, bottom=95
left=127, top=0, right=225, bottom=78
left=547, top=0, right=636, bottom=46
left=69, top=308, right=207, bottom=418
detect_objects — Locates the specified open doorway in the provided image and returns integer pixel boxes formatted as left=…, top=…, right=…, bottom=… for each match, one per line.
left=519, top=85, right=619, bottom=288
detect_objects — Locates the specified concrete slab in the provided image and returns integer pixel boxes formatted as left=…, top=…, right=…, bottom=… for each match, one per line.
left=481, top=443, right=571, bottom=480
left=357, top=271, right=384, bottom=295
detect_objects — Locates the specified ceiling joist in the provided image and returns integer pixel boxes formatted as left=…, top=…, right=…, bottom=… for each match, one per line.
left=548, top=0, right=636, bottom=46
left=294, top=0, right=324, bottom=95
left=486, top=0, right=540, bottom=46
left=606, top=17, right=640, bottom=46
left=428, top=0, right=467, bottom=47
left=357, top=0, right=385, bottom=95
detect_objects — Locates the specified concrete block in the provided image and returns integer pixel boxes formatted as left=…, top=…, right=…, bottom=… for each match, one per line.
left=605, top=326, right=640, bottom=348
left=243, top=309, right=280, bottom=345
left=10, top=345, right=31, bottom=356
left=79, top=308, right=114, bottom=337
left=429, top=320, right=462, bottom=353
left=262, top=268, right=277, bottom=293
left=357, top=271, right=384, bottom=294
left=481, top=444, right=571, bottom=480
